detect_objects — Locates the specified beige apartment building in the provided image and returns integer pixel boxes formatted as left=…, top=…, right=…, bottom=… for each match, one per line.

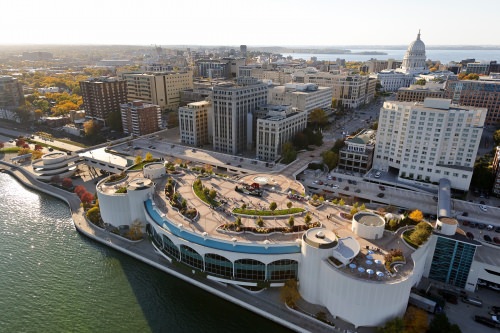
left=256, top=105, right=307, bottom=161
left=397, top=83, right=445, bottom=102
left=122, top=71, right=193, bottom=111
left=292, top=71, right=376, bottom=109
left=178, top=101, right=211, bottom=147
left=268, top=83, right=332, bottom=115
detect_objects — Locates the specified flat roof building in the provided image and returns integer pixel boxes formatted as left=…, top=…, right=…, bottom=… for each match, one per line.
left=80, top=77, right=127, bottom=121
left=374, top=98, right=486, bottom=191
left=120, top=101, right=162, bottom=136
left=338, top=129, right=376, bottom=175
left=179, top=101, right=212, bottom=147
left=268, top=83, right=332, bottom=115
left=0, top=75, right=24, bottom=110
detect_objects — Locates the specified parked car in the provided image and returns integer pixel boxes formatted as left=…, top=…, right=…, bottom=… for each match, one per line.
left=343, top=186, right=349, bottom=191
left=479, top=205, right=488, bottom=212
left=462, top=212, right=469, bottom=217
left=462, top=220, right=470, bottom=226
left=469, top=222, right=477, bottom=228
left=374, top=172, right=381, bottom=178
left=377, top=193, right=385, bottom=198
left=478, top=223, right=486, bottom=230
left=332, top=184, right=339, bottom=189
left=475, top=315, right=499, bottom=328
left=493, top=237, right=500, bottom=244
left=487, top=225, right=494, bottom=231
left=484, top=235, right=492, bottom=242
left=379, top=185, right=386, bottom=191
left=466, top=232, right=474, bottom=240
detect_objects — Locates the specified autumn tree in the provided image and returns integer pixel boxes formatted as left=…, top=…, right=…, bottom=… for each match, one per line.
left=144, top=152, right=154, bottom=162
left=304, top=212, right=312, bottom=225
left=408, top=209, right=423, bottom=223
left=287, top=201, right=293, bottom=210
left=269, top=202, right=277, bottom=211
left=106, top=111, right=123, bottom=132
left=74, top=185, right=86, bottom=198
left=134, top=155, right=143, bottom=165
left=377, top=317, right=404, bottom=333
left=80, top=192, right=94, bottom=205
left=403, top=306, right=428, bottom=333
left=86, top=206, right=101, bottom=224
left=308, top=108, right=328, bottom=128
left=280, top=279, right=300, bottom=307
left=83, top=120, right=101, bottom=143
left=62, top=178, right=73, bottom=188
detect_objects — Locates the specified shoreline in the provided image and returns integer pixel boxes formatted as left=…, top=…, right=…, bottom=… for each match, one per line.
left=0, top=161, right=325, bottom=333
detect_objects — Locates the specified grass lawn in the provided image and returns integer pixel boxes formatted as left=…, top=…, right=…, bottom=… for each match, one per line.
left=193, top=183, right=221, bottom=207
left=233, top=207, right=305, bottom=216
left=130, top=159, right=160, bottom=170
left=0, top=147, right=21, bottom=153
left=402, top=229, right=419, bottom=249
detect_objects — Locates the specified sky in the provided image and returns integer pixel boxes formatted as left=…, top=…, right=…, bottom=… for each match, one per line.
left=2, top=0, right=500, bottom=46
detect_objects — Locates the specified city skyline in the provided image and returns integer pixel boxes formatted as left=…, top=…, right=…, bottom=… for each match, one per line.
left=3, top=0, right=500, bottom=47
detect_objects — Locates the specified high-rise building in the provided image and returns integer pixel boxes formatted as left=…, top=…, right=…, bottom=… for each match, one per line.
left=122, top=71, right=193, bottom=111
left=120, top=101, right=161, bottom=136
left=240, top=45, right=247, bottom=57
left=445, top=78, right=500, bottom=126
left=212, top=77, right=268, bottom=154
left=80, top=77, right=127, bottom=121
left=268, top=83, right=332, bottom=115
left=374, top=98, right=486, bottom=191
left=255, top=105, right=307, bottom=161
left=178, top=101, right=212, bottom=146
left=0, top=75, right=24, bottom=110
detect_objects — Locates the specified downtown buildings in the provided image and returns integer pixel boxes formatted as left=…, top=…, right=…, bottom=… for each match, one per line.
left=0, top=75, right=25, bottom=110
left=268, top=83, right=332, bottom=115
left=374, top=98, right=486, bottom=191
left=179, top=101, right=211, bottom=146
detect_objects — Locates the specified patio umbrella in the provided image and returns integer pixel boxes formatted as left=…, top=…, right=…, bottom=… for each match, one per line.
left=376, top=271, right=384, bottom=278
left=366, top=254, right=373, bottom=260
left=349, top=263, right=357, bottom=271
left=357, top=267, right=365, bottom=275
left=366, top=269, right=374, bottom=278
left=374, top=259, right=382, bottom=265
left=367, top=250, right=374, bottom=255
left=366, top=260, right=373, bottom=265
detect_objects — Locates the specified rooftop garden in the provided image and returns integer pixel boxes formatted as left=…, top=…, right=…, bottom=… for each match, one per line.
left=192, top=178, right=221, bottom=207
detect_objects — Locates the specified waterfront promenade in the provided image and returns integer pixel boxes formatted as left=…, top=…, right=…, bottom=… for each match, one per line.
left=0, top=158, right=351, bottom=333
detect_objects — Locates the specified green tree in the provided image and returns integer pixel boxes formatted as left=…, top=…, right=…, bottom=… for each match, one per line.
left=428, top=313, right=461, bottom=333
left=377, top=317, right=404, bottom=333
left=308, top=108, right=328, bottom=128
left=269, top=202, right=277, bottom=211
left=304, top=213, right=312, bottom=225
left=235, top=216, right=242, bottom=226
left=209, top=189, right=217, bottom=200
left=86, top=206, right=101, bottom=224
left=338, top=198, right=345, bottom=206
left=288, top=216, right=295, bottom=227
left=281, top=142, right=297, bottom=164
left=256, top=216, right=264, bottom=227
left=415, top=78, right=426, bottom=85
left=331, top=138, right=345, bottom=153
left=106, top=111, right=123, bottom=132
left=322, top=150, right=339, bottom=171
left=287, top=201, right=293, bottom=210
left=494, top=129, right=500, bottom=146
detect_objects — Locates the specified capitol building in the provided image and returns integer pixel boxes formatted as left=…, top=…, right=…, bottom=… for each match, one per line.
left=371, top=31, right=429, bottom=91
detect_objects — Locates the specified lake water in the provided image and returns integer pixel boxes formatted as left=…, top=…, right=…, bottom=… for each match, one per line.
left=0, top=173, right=291, bottom=333
left=282, top=49, right=500, bottom=64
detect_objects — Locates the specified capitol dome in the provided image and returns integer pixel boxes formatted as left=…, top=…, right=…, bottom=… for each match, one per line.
left=406, top=32, right=426, bottom=55
left=400, top=30, right=428, bottom=75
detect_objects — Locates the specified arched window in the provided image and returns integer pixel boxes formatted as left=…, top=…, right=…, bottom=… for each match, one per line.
left=204, top=253, right=233, bottom=278
left=234, top=259, right=266, bottom=281
left=180, top=245, right=203, bottom=270
left=162, top=235, right=180, bottom=260
left=267, top=259, right=298, bottom=281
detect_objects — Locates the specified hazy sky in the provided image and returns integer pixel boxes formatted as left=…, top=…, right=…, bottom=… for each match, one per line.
left=3, top=0, right=500, bottom=46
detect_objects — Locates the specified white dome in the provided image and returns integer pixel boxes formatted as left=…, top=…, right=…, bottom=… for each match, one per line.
left=406, top=32, right=426, bottom=55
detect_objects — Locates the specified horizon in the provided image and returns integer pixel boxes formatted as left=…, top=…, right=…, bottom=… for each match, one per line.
left=3, top=0, right=499, bottom=46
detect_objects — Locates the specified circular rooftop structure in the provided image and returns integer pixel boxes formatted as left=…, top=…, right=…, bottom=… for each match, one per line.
left=252, top=176, right=269, bottom=185
left=352, top=212, right=385, bottom=240
left=41, top=152, right=67, bottom=165
left=143, top=162, right=166, bottom=179
left=127, top=178, right=153, bottom=191
left=436, top=216, right=458, bottom=236
left=303, top=228, right=338, bottom=249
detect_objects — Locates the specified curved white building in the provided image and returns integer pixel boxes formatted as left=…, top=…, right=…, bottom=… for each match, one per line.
left=143, top=162, right=166, bottom=179
left=97, top=176, right=154, bottom=228
left=32, top=152, right=79, bottom=180
left=352, top=212, right=385, bottom=240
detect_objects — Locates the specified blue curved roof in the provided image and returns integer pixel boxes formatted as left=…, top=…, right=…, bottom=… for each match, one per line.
left=144, top=199, right=301, bottom=254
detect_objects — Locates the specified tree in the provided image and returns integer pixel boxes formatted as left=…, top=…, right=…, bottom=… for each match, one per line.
left=281, top=142, right=297, bottom=164
left=287, top=201, right=293, bottom=210
left=62, top=178, right=73, bottom=188
left=181, top=198, right=187, bottom=209
left=331, top=138, right=345, bottom=153
left=80, top=192, right=94, bottom=205
left=338, top=198, right=345, bottom=206
left=403, top=306, right=428, bottom=333
left=144, top=152, right=154, bottom=162
left=494, top=129, right=500, bottom=146
left=74, top=185, right=86, bottom=198
left=106, top=111, right=123, bottom=132
left=134, top=155, right=143, bottom=165
left=86, top=206, right=101, bottom=224
left=359, top=203, right=366, bottom=211
left=235, top=216, right=242, bottom=226
left=83, top=120, right=101, bottom=143
left=428, top=313, right=461, bottom=333
left=415, top=78, right=426, bottom=85
left=322, top=150, right=339, bottom=170
left=377, top=317, right=404, bottom=333
left=308, top=108, right=328, bottom=128
left=209, top=189, right=217, bottom=200
left=331, top=97, right=337, bottom=108
left=288, top=216, right=295, bottom=227
left=304, top=213, right=312, bottom=225
left=280, top=279, right=300, bottom=307
left=269, top=202, right=277, bottom=211
left=256, top=216, right=264, bottom=227
left=408, top=209, right=423, bottom=222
